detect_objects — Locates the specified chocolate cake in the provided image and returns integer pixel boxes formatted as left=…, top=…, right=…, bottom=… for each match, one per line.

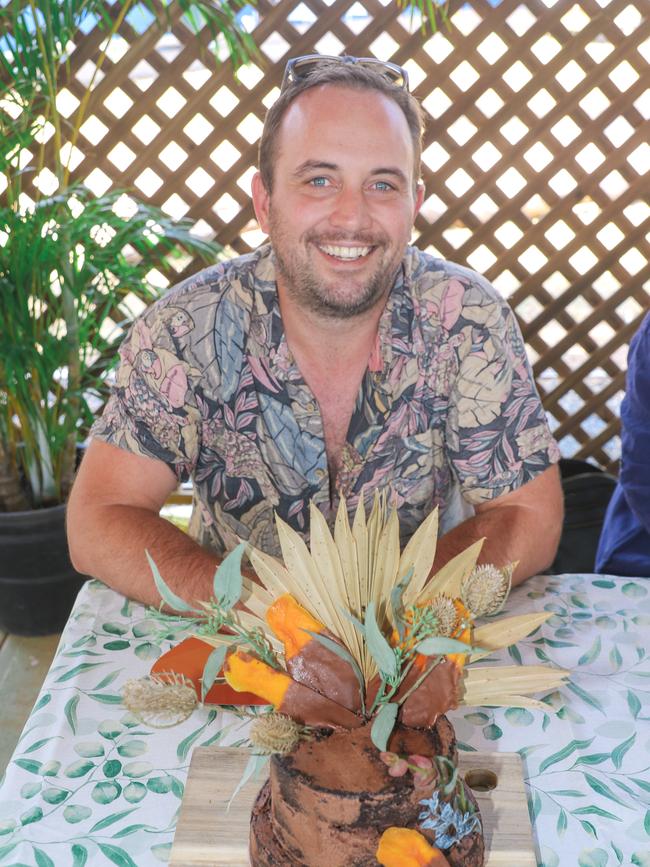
left=145, top=496, right=568, bottom=866
left=250, top=719, right=484, bottom=867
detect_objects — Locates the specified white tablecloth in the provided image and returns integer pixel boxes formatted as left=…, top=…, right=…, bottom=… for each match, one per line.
left=0, top=572, right=649, bottom=866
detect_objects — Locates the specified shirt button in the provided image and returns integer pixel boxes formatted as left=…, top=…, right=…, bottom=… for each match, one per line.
left=315, top=468, right=326, bottom=480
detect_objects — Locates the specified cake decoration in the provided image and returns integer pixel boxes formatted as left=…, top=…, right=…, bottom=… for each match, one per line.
left=131, top=493, right=569, bottom=865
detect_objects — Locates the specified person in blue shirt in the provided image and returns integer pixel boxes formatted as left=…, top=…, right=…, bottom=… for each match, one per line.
left=596, top=312, right=650, bottom=577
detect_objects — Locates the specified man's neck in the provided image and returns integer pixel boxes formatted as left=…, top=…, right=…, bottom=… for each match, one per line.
left=277, top=282, right=387, bottom=368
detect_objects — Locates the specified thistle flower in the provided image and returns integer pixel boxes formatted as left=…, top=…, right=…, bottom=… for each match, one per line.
left=249, top=712, right=305, bottom=755
left=122, top=672, right=197, bottom=727
left=426, top=595, right=459, bottom=636
left=460, top=564, right=513, bottom=617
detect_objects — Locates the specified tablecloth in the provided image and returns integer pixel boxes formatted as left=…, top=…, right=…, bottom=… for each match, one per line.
left=0, top=572, right=648, bottom=867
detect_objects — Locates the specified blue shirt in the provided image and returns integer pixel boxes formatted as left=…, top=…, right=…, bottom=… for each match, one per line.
left=596, top=312, right=650, bottom=577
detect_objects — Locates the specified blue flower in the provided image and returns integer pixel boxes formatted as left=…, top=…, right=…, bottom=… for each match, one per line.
left=418, top=791, right=482, bottom=849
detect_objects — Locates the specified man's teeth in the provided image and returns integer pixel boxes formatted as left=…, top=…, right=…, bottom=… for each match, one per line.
left=319, top=244, right=372, bottom=260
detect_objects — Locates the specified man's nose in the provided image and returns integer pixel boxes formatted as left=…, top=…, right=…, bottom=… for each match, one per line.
left=328, top=188, right=372, bottom=231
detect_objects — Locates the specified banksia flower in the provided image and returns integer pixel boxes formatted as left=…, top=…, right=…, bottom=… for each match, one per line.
left=122, top=672, right=197, bottom=727
left=249, top=712, right=305, bottom=755
left=461, top=564, right=513, bottom=617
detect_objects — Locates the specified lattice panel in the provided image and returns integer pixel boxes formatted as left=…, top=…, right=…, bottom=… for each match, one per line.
left=24, top=0, right=650, bottom=471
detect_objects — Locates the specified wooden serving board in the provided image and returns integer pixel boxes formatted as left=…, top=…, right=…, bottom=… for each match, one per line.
left=170, top=747, right=536, bottom=867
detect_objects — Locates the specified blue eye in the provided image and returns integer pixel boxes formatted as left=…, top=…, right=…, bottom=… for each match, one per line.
left=310, top=177, right=329, bottom=187
left=373, top=181, right=393, bottom=191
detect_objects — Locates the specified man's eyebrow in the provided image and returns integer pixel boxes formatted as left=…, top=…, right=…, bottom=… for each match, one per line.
left=292, top=160, right=338, bottom=177
left=292, top=161, right=410, bottom=184
left=371, top=167, right=409, bottom=185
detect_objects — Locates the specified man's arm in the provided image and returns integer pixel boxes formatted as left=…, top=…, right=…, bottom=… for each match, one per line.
left=432, top=464, right=563, bottom=587
left=67, top=440, right=222, bottom=606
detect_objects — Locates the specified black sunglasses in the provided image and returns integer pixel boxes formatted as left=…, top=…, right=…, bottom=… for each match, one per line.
left=281, top=54, right=409, bottom=92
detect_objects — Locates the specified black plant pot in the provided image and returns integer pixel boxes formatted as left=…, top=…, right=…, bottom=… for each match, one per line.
left=0, top=503, right=87, bottom=636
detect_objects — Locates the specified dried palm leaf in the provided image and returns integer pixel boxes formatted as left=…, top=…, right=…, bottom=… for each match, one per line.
left=470, top=612, right=552, bottom=661
left=461, top=665, right=569, bottom=705
left=309, top=502, right=360, bottom=652
left=417, top=538, right=484, bottom=603
left=400, top=507, right=440, bottom=608
left=247, top=548, right=293, bottom=600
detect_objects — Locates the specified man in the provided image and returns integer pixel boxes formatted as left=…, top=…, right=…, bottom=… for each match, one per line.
left=67, top=55, right=563, bottom=607
left=596, top=311, right=650, bottom=577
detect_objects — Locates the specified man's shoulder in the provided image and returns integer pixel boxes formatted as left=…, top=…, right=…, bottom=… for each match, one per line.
left=159, top=244, right=275, bottom=312
left=403, top=246, right=504, bottom=303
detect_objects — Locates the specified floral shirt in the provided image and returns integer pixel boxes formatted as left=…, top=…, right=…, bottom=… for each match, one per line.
left=91, top=244, right=559, bottom=557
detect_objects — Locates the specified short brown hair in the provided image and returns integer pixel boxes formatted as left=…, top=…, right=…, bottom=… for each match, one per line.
left=258, top=62, right=426, bottom=193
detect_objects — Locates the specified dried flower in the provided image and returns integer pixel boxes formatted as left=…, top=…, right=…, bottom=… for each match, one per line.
left=426, top=595, right=459, bottom=637
left=122, top=672, right=197, bottom=727
left=460, top=564, right=513, bottom=617
left=409, top=755, right=437, bottom=788
left=380, top=752, right=411, bottom=777
left=418, top=791, right=482, bottom=847
left=249, top=712, right=305, bottom=755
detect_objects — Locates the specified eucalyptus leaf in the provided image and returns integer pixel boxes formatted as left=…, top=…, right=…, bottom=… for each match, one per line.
left=364, top=602, right=398, bottom=680
left=390, top=568, right=412, bottom=643
left=339, top=606, right=365, bottom=635
left=202, top=646, right=228, bottom=702
left=416, top=636, right=482, bottom=656
left=370, top=702, right=398, bottom=751
left=146, top=550, right=195, bottom=613
left=213, top=542, right=246, bottom=610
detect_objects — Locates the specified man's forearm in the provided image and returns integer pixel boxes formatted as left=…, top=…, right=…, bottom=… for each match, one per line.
left=68, top=505, right=222, bottom=607
left=432, top=502, right=561, bottom=587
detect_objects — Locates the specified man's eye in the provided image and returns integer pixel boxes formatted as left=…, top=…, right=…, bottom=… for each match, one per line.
left=373, top=181, right=394, bottom=192
left=309, top=177, right=330, bottom=187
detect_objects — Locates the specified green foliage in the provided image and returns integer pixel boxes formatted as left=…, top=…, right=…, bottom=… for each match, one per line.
left=0, top=0, right=255, bottom=508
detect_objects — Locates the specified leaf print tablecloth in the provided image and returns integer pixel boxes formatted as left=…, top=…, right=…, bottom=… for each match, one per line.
left=0, top=573, right=648, bottom=867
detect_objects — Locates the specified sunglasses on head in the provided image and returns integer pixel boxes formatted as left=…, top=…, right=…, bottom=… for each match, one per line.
left=281, top=54, right=409, bottom=92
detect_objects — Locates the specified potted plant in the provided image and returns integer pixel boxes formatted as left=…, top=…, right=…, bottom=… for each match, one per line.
left=0, top=0, right=255, bottom=634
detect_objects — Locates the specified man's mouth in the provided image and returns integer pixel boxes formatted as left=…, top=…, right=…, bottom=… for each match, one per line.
left=316, top=243, right=374, bottom=261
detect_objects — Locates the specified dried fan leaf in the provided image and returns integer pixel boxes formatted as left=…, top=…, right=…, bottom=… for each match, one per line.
left=374, top=507, right=400, bottom=627
left=241, top=576, right=274, bottom=607
left=458, top=693, right=551, bottom=711
left=309, top=503, right=360, bottom=654
left=400, top=507, right=439, bottom=608
left=417, top=538, right=485, bottom=604
left=461, top=665, right=569, bottom=699
left=470, top=612, right=552, bottom=661
left=329, top=502, right=364, bottom=665
left=276, top=515, right=338, bottom=630
left=248, top=548, right=293, bottom=599
left=352, top=498, right=369, bottom=649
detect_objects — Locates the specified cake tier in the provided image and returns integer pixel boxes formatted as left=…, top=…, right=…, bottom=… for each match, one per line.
left=249, top=718, right=484, bottom=867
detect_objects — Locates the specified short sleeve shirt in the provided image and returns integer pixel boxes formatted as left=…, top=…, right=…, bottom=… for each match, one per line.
left=91, top=244, right=560, bottom=557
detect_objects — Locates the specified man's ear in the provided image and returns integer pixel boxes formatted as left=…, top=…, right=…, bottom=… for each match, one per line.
left=414, top=179, right=425, bottom=218
left=252, top=171, right=271, bottom=234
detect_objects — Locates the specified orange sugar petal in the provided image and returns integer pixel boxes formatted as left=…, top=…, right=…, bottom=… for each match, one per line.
left=223, top=650, right=291, bottom=708
left=265, top=594, right=324, bottom=659
left=376, top=827, right=450, bottom=867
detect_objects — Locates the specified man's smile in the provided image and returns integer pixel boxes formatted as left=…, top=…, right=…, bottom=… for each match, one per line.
left=315, top=243, right=375, bottom=261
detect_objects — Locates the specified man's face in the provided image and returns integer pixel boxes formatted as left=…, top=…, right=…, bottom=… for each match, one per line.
left=252, top=85, right=424, bottom=319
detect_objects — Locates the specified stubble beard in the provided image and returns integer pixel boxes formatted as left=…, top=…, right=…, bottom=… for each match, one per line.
left=269, top=216, right=401, bottom=320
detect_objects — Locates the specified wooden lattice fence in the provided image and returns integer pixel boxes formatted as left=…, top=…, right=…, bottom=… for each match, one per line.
left=21, top=0, right=650, bottom=471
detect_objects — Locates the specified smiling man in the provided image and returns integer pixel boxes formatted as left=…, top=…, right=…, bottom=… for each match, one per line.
left=68, top=56, right=563, bottom=606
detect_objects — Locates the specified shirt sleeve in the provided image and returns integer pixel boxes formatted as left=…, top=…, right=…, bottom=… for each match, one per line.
left=618, top=313, right=650, bottom=534
left=90, top=301, right=201, bottom=483
left=444, top=273, right=560, bottom=504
